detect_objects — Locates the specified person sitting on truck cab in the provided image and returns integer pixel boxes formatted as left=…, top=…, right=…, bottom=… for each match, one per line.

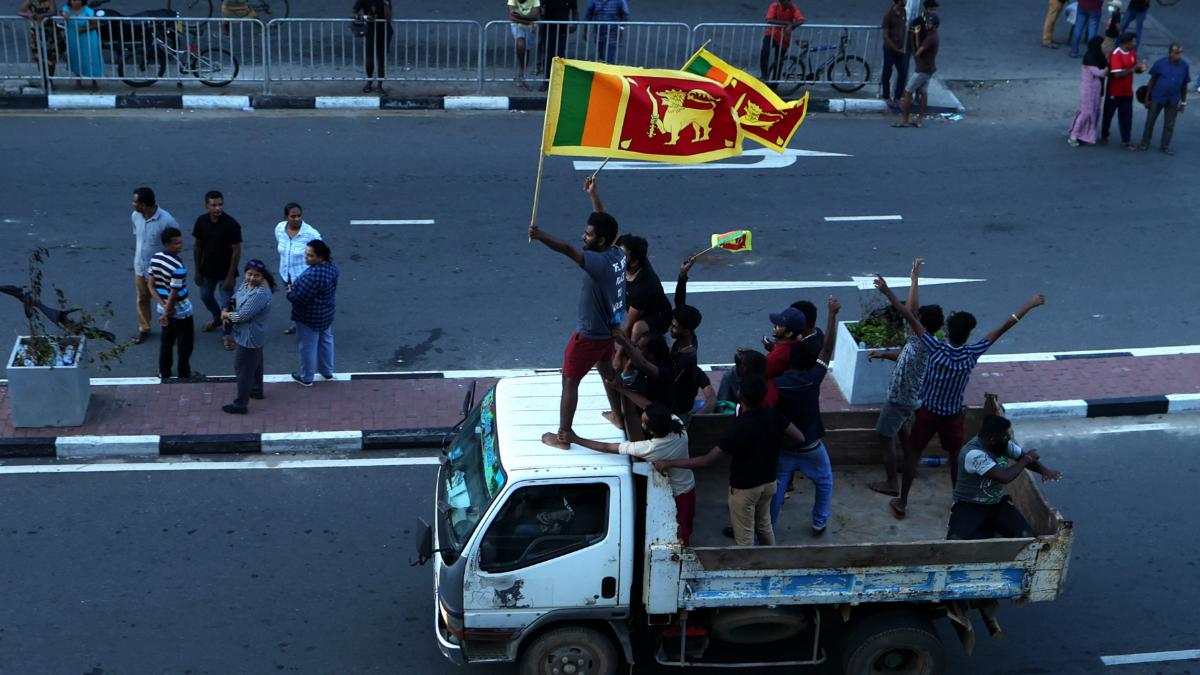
left=566, top=402, right=697, bottom=545
left=655, top=376, right=806, bottom=547
left=947, top=415, right=1062, bottom=540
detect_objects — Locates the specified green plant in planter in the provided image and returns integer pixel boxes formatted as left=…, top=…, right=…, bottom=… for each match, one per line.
left=6, top=248, right=129, bottom=369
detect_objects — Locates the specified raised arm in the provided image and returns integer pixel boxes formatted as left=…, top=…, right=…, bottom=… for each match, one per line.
left=675, top=255, right=696, bottom=309
left=528, top=220, right=585, bottom=268
left=984, top=294, right=1045, bottom=345
left=906, top=257, right=922, bottom=314
left=583, top=176, right=605, bottom=213
left=874, top=275, right=925, bottom=337
left=818, top=296, right=841, bottom=364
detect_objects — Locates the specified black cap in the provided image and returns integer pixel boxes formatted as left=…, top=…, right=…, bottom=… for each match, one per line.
left=925, top=13, right=941, bottom=25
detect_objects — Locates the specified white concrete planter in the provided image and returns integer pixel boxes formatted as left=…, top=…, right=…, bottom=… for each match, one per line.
left=831, top=321, right=896, bottom=406
left=6, top=336, right=91, bottom=428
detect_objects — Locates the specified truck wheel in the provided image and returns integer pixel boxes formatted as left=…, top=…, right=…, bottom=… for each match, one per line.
left=710, top=607, right=808, bottom=644
left=842, top=611, right=945, bottom=675
left=519, top=626, right=619, bottom=675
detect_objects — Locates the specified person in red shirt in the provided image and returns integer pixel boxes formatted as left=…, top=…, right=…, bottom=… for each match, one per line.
left=759, top=0, right=805, bottom=83
left=764, top=306, right=806, bottom=378
left=1101, top=32, right=1149, bottom=148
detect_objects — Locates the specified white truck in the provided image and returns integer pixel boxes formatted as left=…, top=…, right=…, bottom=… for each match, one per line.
left=415, top=374, right=1073, bottom=674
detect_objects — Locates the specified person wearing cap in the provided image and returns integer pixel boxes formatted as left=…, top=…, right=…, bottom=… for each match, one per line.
left=221, top=260, right=275, bottom=414
left=893, top=12, right=939, bottom=128
left=764, top=306, right=807, bottom=379
left=1139, top=42, right=1189, bottom=155
left=905, top=0, right=937, bottom=59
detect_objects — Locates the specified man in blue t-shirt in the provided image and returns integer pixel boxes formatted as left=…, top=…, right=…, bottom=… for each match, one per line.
left=1139, top=43, right=1190, bottom=155
left=529, top=188, right=627, bottom=449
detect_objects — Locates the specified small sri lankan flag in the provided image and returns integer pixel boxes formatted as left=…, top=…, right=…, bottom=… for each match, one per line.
left=712, top=229, right=752, bottom=252
left=683, top=48, right=809, bottom=153
left=541, top=57, right=745, bottom=164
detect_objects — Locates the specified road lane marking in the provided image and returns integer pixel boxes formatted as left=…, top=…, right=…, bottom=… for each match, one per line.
left=349, top=219, right=436, bottom=225
left=823, top=215, right=903, bottom=222
left=1092, top=423, right=1173, bottom=435
left=660, top=276, right=983, bottom=294
left=1100, top=649, right=1200, bottom=666
left=572, top=148, right=850, bottom=171
left=0, top=457, right=439, bottom=475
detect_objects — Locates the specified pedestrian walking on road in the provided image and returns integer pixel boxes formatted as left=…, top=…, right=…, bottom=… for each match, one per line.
left=353, top=0, right=393, bottom=94
left=19, top=0, right=59, bottom=78
left=893, top=13, right=939, bottom=128
left=874, top=275, right=1045, bottom=520
left=1121, top=0, right=1149, bottom=51
left=61, top=0, right=101, bottom=90
left=1101, top=32, right=1148, bottom=149
left=287, top=240, right=338, bottom=387
left=149, top=227, right=200, bottom=381
left=1069, top=0, right=1102, bottom=58
left=221, top=259, right=275, bottom=414
left=760, top=0, right=805, bottom=83
left=881, top=0, right=909, bottom=108
left=131, top=187, right=179, bottom=345
left=1043, top=0, right=1066, bottom=49
left=1069, top=36, right=1110, bottom=146
left=508, top=0, right=542, bottom=90
left=539, top=0, right=577, bottom=91
left=1139, top=43, right=1190, bottom=155
left=192, top=190, right=242, bottom=352
left=528, top=210, right=627, bottom=450
left=582, top=0, right=629, bottom=65
left=275, top=202, right=321, bottom=335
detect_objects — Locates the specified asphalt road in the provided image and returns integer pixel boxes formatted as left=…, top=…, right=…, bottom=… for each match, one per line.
left=1, top=109, right=1197, bottom=378
left=1, top=415, right=1197, bottom=674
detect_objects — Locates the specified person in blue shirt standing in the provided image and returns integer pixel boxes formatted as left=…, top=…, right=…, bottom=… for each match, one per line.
left=287, top=240, right=338, bottom=387
left=1139, top=43, right=1190, bottom=155
left=582, top=0, right=629, bottom=64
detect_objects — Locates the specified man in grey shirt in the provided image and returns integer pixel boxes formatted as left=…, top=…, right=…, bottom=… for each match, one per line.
left=131, top=187, right=179, bottom=344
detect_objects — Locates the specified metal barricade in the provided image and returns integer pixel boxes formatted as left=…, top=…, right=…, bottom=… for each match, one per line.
left=0, top=16, right=47, bottom=85
left=265, top=19, right=481, bottom=89
left=482, top=20, right=692, bottom=86
left=692, top=23, right=880, bottom=94
left=43, top=15, right=263, bottom=91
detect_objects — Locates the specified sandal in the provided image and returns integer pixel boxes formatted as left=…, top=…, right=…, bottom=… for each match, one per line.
left=223, top=336, right=235, bottom=351
left=131, top=331, right=150, bottom=345
left=1162, top=147, right=1176, bottom=156
left=202, top=320, right=219, bottom=333
left=889, top=498, right=907, bottom=520
left=868, top=481, right=900, bottom=497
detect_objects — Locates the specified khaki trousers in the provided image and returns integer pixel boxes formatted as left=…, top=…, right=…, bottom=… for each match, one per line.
left=1043, top=0, right=1065, bottom=46
left=728, top=482, right=777, bottom=546
left=134, top=274, right=153, bottom=333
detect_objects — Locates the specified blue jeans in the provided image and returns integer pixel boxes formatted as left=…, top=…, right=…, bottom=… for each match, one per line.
left=596, top=34, right=619, bottom=64
left=770, top=442, right=833, bottom=530
left=881, top=48, right=908, bottom=101
left=1070, top=10, right=1099, bottom=56
left=295, top=321, right=334, bottom=383
left=1121, top=9, right=1147, bottom=49
left=197, top=275, right=233, bottom=337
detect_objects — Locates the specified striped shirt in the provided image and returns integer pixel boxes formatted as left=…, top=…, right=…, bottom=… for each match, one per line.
left=916, top=332, right=991, bottom=416
left=148, top=251, right=193, bottom=319
left=227, top=281, right=273, bottom=349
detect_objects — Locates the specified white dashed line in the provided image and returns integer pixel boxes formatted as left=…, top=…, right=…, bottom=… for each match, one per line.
left=823, top=215, right=904, bottom=222
left=1100, top=649, right=1200, bottom=666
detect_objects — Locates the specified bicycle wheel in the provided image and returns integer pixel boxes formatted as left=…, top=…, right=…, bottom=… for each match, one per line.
left=194, top=46, right=239, bottom=86
left=776, top=57, right=808, bottom=97
left=174, top=0, right=214, bottom=18
left=111, top=45, right=165, bottom=87
left=828, top=55, right=870, bottom=93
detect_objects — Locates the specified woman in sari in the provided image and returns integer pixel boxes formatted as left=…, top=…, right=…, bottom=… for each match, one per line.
left=1068, top=37, right=1110, bottom=147
left=61, top=0, right=102, bottom=90
left=19, top=0, right=59, bottom=78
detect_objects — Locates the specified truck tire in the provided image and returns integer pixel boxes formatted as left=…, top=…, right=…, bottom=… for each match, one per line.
left=710, top=607, right=808, bottom=644
left=842, top=611, right=945, bottom=675
left=519, top=625, right=619, bottom=675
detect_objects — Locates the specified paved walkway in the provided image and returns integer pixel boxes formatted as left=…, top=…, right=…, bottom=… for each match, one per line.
left=3, top=352, right=1198, bottom=439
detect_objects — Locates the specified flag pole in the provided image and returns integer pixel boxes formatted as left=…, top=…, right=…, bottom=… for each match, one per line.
left=588, top=157, right=611, bottom=181
left=529, top=149, right=546, bottom=243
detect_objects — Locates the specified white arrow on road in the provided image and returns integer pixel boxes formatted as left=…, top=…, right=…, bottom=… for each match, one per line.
left=661, top=277, right=984, bottom=294
left=573, top=147, right=849, bottom=172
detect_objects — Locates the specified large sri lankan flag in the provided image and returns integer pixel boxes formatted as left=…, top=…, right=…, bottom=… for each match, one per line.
left=542, top=58, right=745, bottom=164
left=683, top=48, right=809, bottom=153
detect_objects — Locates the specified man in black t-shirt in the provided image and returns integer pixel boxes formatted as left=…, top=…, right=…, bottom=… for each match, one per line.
left=611, top=330, right=674, bottom=441
left=192, top=190, right=242, bottom=350
left=540, top=0, right=577, bottom=91
left=656, top=377, right=806, bottom=546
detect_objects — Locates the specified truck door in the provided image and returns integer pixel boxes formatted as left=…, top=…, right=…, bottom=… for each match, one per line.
left=463, top=479, right=622, bottom=633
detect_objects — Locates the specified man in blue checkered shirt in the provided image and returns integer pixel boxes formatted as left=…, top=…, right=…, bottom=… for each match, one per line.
left=874, top=274, right=1044, bottom=520
left=286, top=239, right=339, bottom=386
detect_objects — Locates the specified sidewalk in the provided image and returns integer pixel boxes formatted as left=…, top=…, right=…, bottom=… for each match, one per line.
left=4, top=350, right=1199, bottom=459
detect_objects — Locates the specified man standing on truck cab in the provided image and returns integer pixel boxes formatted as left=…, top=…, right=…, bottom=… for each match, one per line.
left=529, top=203, right=626, bottom=450
left=947, top=415, right=1062, bottom=540
left=565, top=402, right=697, bottom=545
left=655, top=376, right=806, bottom=546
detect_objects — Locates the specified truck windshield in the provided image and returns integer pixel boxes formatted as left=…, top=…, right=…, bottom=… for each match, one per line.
left=439, top=388, right=505, bottom=560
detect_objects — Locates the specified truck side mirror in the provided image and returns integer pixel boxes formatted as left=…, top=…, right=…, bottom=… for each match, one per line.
left=411, top=517, right=434, bottom=566
left=461, top=381, right=477, bottom=418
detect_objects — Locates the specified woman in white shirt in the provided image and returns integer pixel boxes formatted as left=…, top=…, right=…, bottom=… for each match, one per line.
left=274, top=202, right=321, bottom=335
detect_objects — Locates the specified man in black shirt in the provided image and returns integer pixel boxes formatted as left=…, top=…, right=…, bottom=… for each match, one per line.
left=192, top=190, right=242, bottom=351
left=656, top=376, right=806, bottom=546
left=540, top=0, right=577, bottom=91
left=669, top=304, right=716, bottom=418
left=612, top=330, right=674, bottom=441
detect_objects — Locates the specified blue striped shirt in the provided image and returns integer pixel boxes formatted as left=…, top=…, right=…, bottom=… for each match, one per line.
left=148, top=251, right=193, bottom=319
left=917, top=333, right=991, bottom=416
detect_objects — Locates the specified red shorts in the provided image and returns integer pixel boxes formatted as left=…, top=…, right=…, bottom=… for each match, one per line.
left=562, top=332, right=614, bottom=380
left=674, top=489, right=697, bottom=546
left=909, top=407, right=967, bottom=456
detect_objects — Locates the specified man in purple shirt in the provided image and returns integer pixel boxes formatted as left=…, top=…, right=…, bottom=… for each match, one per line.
left=1140, top=43, right=1190, bottom=155
left=1069, top=0, right=1102, bottom=58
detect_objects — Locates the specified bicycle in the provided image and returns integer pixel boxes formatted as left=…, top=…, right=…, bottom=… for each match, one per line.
left=162, top=0, right=291, bottom=20
left=91, top=1, right=240, bottom=87
left=776, top=28, right=871, bottom=96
